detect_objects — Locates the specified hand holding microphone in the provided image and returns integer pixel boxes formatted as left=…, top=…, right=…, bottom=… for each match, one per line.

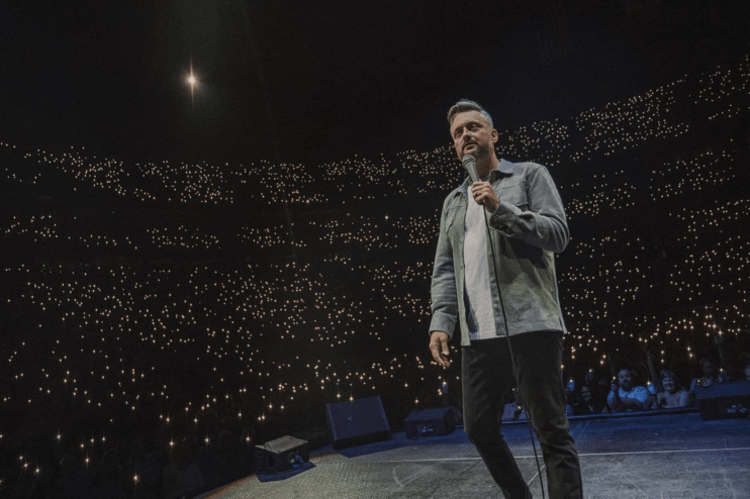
left=463, top=154, right=499, bottom=212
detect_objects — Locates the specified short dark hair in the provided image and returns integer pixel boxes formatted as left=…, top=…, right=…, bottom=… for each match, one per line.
left=447, top=99, right=494, bottom=129
left=699, top=357, right=714, bottom=369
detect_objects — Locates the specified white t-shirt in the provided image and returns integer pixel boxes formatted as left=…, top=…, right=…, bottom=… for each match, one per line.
left=463, top=193, right=498, bottom=340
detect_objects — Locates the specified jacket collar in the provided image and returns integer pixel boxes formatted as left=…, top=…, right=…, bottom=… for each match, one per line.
left=458, top=158, right=514, bottom=192
left=494, top=158, right=515, bottom=177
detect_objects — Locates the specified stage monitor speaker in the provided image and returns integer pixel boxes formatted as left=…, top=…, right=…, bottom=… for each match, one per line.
left=254, top=435, right=309, bottom=474
left=326, top=395, right=390, bottom=450
left=404, top=407, right=457, bottom=438
left=695, top=382, right=750, bottom=420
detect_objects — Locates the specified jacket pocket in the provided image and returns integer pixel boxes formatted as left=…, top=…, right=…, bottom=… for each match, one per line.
left=495, top=181, right=527, bottom=208
left=444, top=195, right=464, bottom=230
left=445, top=206, right=459, bottom=236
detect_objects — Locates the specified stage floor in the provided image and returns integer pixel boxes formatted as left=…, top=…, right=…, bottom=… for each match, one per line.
left=197, top=412, right=750, bottom=499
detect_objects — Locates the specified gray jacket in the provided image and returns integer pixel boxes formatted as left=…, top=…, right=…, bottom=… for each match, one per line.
left=429, top=159, right=569, bottom=346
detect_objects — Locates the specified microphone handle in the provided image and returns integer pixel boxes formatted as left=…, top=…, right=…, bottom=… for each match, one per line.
left=462, top=154, right=479, bottom=183
left=464, top=163, right=479, bottom=183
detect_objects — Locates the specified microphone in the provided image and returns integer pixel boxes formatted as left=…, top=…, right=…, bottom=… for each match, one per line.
left=462, top=154, right=479, bottom=183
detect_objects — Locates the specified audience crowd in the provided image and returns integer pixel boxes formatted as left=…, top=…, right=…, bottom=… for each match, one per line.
left=1, top=56, right=750, bottom=498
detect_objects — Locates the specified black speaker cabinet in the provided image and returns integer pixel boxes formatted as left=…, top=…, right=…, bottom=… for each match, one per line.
left=326, top=395, right=390, bottom=450
left=695, top=382, right=750, bottom=420
left=254, top=435, right=309, bottom=474
left=404, top=407, right=457, bottom=438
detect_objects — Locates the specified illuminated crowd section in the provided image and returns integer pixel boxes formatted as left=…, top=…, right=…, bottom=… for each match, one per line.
left=1, top=54, right=750, bottom=480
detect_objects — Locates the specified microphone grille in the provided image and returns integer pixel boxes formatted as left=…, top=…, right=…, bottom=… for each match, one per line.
left=462, top=154, right=475, bottom=166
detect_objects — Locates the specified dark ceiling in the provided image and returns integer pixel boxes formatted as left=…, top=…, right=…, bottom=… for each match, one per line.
left=2, top=0, right=749, bottom=164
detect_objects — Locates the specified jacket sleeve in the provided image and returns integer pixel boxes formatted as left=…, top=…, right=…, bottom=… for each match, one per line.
left=429, top=198, right=459, bottom=340
left=489, top=163, right=569, bottom=253
left=631, top=386, right=651, bottom=405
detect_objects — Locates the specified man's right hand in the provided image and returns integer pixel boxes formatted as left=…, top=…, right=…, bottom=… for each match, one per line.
left=429, top=331, right=451, bottom=368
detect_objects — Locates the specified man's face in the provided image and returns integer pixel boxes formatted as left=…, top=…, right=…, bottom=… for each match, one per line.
left=450, top=110, right=498, bottom=162
left=617, top=370, right=633, bottom=391
left=581, top=387, right=592, bottom=402
left=662, top=376, right=676, bottom=394
left=701, top=360, right=715, bottom=377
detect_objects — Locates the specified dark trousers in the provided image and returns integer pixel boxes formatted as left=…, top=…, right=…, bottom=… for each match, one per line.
left=462, top=331, right=583, bottom=499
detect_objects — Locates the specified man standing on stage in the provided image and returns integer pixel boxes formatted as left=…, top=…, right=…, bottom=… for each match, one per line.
left=428, top=100, right=582, bottom=498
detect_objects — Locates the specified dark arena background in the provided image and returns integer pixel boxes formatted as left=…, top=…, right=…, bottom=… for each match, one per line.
left=2, top=1, right=750, bottom=498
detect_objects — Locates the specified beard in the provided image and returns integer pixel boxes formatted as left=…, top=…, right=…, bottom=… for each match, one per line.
left=469, top=141, right=493, bottom=161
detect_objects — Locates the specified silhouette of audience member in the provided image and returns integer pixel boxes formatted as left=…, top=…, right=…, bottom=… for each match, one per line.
left=123, top=437, right=161, bottom=499
left=690, top=357, right=727, bottom=391
left=656, top=371, right=694, bottom=408
left=162, top=442, right=205, bottom=499
left=738, top=352, right=750, bottom=378
left=744, top=364, right=750, bottom=382
left=90, top=448, right=127, bottom=499
left=58, top=454, right=92, bottom=499
left=607, top=368, right=651, bottom=412
left=577, top=385, right=608, bottom=414
left=582, top=369, right=611, bottom=407
left=501, top=389, right=527, bottom=421
left=564, top=378, right=583, bottom=415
